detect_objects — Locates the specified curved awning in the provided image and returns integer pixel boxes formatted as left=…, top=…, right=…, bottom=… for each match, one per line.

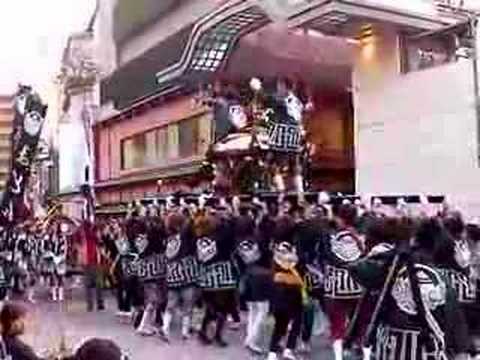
left=155, top=1, right=271, bottom=85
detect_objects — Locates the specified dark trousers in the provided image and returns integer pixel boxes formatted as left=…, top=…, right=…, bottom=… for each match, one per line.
left=201, top=289, right=236, bottom=340
left=302, top=302, right=315, bottom=343
left=116, top=278, right=132, bottom=312
left=84, top=265, right=104, bottom=311
left=325, top=297, right=370, bottom=345
left=270, top=307, right=303, bottom=352
left=229, top=291, right=241, bottom=323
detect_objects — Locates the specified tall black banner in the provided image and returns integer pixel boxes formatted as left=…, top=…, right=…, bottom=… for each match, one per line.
left=0, top=86, right=47, bottom=225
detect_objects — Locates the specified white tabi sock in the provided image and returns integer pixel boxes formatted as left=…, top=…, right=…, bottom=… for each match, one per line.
left=333, top=339, right=344, bottom=360
left=27, top=288, right=35, bottom=303
left=51, top=287, right=57, bottom=301
left=58, top=287, right=64, bottom=302
left=181, top=315, right=191, bottom=338
left=362, top=347, right=372, bottom=360
left=162, top=311, right=172, bottom=336
left=137, top=306, right=152, bottom=332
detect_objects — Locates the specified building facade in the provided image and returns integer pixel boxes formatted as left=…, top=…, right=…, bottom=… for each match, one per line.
left=52, top=28, right=100, bottom=219
left=94, top=0, right=480, bottom=215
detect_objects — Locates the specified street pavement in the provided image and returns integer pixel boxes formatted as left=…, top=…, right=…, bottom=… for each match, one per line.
left=14, top=287, right=334, bottom=360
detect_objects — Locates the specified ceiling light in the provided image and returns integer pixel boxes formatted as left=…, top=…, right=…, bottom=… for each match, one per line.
left=306, top=29, right=325, bottom=38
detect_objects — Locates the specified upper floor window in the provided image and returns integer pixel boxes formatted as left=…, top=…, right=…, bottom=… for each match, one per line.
left=121, top=112, right=211, bottom=171
left=400, top=33, right=456, bottom=73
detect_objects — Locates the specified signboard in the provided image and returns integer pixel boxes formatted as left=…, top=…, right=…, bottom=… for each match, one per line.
left=267, top=123, right=302, bottom=152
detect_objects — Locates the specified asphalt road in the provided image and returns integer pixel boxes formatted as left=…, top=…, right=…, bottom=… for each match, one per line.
left=14, top=287, right=334, bottom=360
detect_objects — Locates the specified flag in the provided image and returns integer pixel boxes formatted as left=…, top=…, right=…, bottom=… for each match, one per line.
left=0, top=85, right=47, bottom=225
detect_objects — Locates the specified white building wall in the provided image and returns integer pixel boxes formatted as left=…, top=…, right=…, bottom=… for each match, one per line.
left=58, top=92, right=91, bottom=192
left=353, top=25, right=480, bottom=216
left=118, top=0, right=220, bottom=66
left=95, top=0, right=118, bottom=77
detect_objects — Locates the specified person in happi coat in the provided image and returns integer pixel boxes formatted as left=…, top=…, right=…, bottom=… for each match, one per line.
left=267, top=215, right=305, bottom=360
left=349, top=217, right=470, bottom=360
left=38, top=230, right=58, bottom=302
left=293, top=204, right=331, bottom=354
left=108, top=220, right=135, bottom=318
left=51, top=224, right=68, bottom=302
left=466, top=221, right=480, bottom=358
left=11, top=230, right=29, bottom=301
left=437, top=212, right=479, bottom=356
left=162, top=211, right=199, bottom=341
left=234, top=207, right=273, bottom=355
left=124, top=209, right=146, bottom=331
left=323, top=204, right=365, bottom=360
left=26, top=227, right=41, bottom=304
left=195, top=208, right=237, bottom=347
left=131, top=207, right=167, bottom=336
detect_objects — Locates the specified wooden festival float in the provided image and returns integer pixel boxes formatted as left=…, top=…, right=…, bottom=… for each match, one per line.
left=198, top=77, right=314, bottom=196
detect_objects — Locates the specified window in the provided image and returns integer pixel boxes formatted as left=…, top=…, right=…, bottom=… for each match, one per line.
left=179, top=116, right=199, bottom=157
left=156, top=127, right=168, bottom=162
left=121, top=136, right=145, bottom=170
left=400, top=33, right=456, bottom=73
left=120, top=113, right=211, bottom=170
left=167, top=124, right=179, bottom=159
left=145, top=130, right=157, bottom=166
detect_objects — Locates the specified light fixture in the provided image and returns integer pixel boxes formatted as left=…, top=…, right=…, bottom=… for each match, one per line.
left=357, top=24, right=376, bottom=60
left=346, top=38, right=361, bottom=45
left=306, top=29, right=325, bottom=38
left=358, top=24, right=374, bottom=43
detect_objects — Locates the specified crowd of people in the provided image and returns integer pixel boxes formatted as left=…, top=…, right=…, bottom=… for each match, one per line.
left=0, top=220, right=72, bottom=305
left=1, top=194, right=480, bottom=360
left=72, top=195, right=480, bottom=360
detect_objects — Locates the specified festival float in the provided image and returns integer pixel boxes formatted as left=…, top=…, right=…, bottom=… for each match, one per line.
left=197, top=77, right=314, bottom=196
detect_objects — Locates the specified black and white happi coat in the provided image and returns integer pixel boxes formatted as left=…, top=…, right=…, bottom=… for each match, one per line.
left=13, top=232, right=29, bottom=278
left=114, top=236, right=136, bottom=281
left=437, top=239, right=477, bottom=305
left=436, top=237, right=480, bottom=341
left=324, top=228, right=364, bottom=300
left=40, top=234, right=55, bottom=275
left=196, top=216, right=237, bottom=291
left=125, top=217, right=166, bottom=284
left=350, top=247, right=469, bottom=360
left=52, top=234, right=68, bottom=276
left=165, top=224, right=199, bottom=289
left=39, top=232, right=68, bottom=277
